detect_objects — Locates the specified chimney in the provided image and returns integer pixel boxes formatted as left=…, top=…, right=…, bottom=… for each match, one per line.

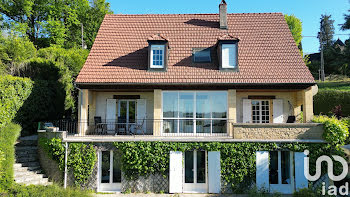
left=219, top=0, right=228, bottom=29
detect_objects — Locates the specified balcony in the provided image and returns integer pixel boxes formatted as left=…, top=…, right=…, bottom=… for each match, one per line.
left=232, top=123, right=324, bottom=141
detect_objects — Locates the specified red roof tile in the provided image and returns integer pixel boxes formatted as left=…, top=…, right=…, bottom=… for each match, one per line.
left=76, top=13, right=315, bottom=85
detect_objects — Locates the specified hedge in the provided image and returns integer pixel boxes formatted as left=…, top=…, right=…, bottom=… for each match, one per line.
left=0, top=123, right=21, bottom=191
left=0, top=75, right=33, bottom=129
left=314, top=89, right=350, bottom=117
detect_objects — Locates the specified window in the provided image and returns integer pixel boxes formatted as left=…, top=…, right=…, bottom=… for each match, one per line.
left=269, top=151, right=291, bottom=185
left=222, top=44, right=237, bottom=68
left=252, top=100, right=270, bottom=123
left=193, top=48, right=211, bottom=63
left=162, top=91, right=227, bottom=135
left=150, top=45, right=165, bottom=68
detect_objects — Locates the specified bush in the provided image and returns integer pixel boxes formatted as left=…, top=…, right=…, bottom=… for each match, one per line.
left=5, top=184, right=92, bottom=197
left=0, top=75, right=33, bottom=129
left=313, top=116, right=349, bottom=146
left=0, top=123, right=21, bottom=190
left=314, top=89, right=350, bottom=117
left=293, top=188, right=317, bottom=197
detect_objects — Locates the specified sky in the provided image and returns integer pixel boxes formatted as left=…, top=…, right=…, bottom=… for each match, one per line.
left=106, top=0, right=350, bottom=54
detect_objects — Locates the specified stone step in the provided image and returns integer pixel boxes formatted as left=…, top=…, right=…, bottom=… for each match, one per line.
left=14, top=165, right=41, bottom=172
left=14, top=171, right=46, bottom=179
left=15, top=156, right=38, bottom=163
left=15, top=176, right=50, bottom=185
left=15, top=146, right=38, bottom=151
left=20, top=161, right=40, bottom=168
left=16, top=140, right=38, bottom=146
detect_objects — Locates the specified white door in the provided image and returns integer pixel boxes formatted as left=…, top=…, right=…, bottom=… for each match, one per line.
left=269, top=151, right=294, bottom=194
left=118, top=100, right=136, bottom=133
left=106, top=99, right=117, bottom=133
left=98, top=151, right=122, bottom=192
left=183, top=150, right=208, bottom=193
left=169, top=151, right=183, bottom=193
left=136, top=99, right=147, bottom=134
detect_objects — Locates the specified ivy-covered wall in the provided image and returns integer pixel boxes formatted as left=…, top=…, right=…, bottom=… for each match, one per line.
left=38, top=137, right=346, bottom=193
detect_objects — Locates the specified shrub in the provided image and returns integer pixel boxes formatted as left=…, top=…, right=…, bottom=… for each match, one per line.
left=293, top=188, right=317, bottom=197
left=5, top=184, right=92, bottom=197
left=313, top=116, right=349, bottom=146
left=314, top=89, right=350, bottom=117
left=0, top=123, right=21, bottom=190
left=0, top=75, right=33, bottom=129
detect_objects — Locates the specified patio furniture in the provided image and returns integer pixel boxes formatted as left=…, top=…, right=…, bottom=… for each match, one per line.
left=94, top=116, right=107, bottom=135
left=130, top=118, right=145, bottom=135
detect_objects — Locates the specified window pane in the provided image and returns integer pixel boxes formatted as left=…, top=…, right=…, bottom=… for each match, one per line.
left=113, top=152, right=122, bottom=183
left=119, top=101, right=127, bottom=123
left=211, top=92, right=227, bottom=118
left=196, top=93, right=210, bottom=118
left=193, top=48, right=211, bottom=63
left=179, top=92, right=194, bottom=118
left=129, top=101, right=136, bottom=123
left=101, top=151, right=110, bottom=183
left=179, top=120, right=193, bottom=133
left=281, top=151, right=291, bottom=184
left=197, top=151, right=206, bottom=183
left=185, top=151, right=194, bottom=183
left=269, top=151, right=278, bottom=184
left=163, top=92, right=178, bottom=117
left=163, top=119, right=177, bottom=133
left=212, top=120, right=226, bottom=133
left=196, top=120, right=211, bottom=133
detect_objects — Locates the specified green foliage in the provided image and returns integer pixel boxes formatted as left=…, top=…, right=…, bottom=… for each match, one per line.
left=318, top=14, right=335, bottom=47
left=114, top=142, right=345, bottom=193
left=38, top=138, right=96, bottom=186
left=313, top=89, right=350, bottom=117
left=284, top=14, right=303, bottom=52
left=0, top=75, right=33, bottom=129
left=0, top=123, right=21, bottom=190
left=313, top=116, right=349, bottom=146
left=318, top=80, right=350, bottom=91
left=5, top=184, right=92, bottom=197
left=293, top=188, right=317, bottom=197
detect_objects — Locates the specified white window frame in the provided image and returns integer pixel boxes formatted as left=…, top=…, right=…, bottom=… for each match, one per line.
left=221, top=44, right=237, bottom=68
left=150, top=45, right=165, bottom=68
left=252, top=100, right=270, bottom=123
left=161, top=91, right=228, bottom=136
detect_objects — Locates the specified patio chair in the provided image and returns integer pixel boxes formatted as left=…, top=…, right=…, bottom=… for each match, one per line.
left=130, top=118, right=146, bottom=135
left=94, top=116, right=107, bottom=135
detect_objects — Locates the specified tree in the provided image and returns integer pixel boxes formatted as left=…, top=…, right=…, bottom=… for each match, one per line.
left=318, top=14, right=335, bottom=47
left=284, top=14, right=303, bottom=53
left=341, top=10, right=350, bottom=30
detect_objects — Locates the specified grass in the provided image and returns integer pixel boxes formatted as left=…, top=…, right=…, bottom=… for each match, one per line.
left=1, top=184, right=92, bottom=197
left=317, top=75, right=350, bottom=92
left=0, top=123, right=21, bottom=191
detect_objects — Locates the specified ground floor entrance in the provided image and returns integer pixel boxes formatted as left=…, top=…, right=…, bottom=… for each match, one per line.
left=183, top=150, right=207, bottom=193
left=98, top=150, right=122, bottom=192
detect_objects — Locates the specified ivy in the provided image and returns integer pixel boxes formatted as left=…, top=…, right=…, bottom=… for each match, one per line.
left=38, top=138, right=97, bottom=186
left=114, top=141, right=346, bottom=193
left=313, top=115, right=349, bottom=146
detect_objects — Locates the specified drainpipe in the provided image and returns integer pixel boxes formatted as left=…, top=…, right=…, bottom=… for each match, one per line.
left=64, top=142, right=68, bottom=189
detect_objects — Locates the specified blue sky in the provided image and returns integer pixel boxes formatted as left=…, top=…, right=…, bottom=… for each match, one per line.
left=107, top=0, right=350, bottom=54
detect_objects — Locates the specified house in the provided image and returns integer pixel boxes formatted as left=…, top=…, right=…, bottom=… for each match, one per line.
left=40, top=1, right=324, bottom=194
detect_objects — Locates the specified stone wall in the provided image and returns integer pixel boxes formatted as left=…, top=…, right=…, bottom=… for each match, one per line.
left=233, top=123, right=324, bottom=140
left=122, top=173, right=169, bottom=193
left=37, top=144, right=63, bottom=183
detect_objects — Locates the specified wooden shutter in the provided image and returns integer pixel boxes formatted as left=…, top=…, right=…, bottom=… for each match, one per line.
left=106, top=99, right=117, bottom=131
left=136, top=99, right=147, bottom=133
left=256, top=151, right=269, bottom=191
left=243, top=99, right=252, bottom=123
left=273, top=99, right=284, bottom=123
left=294, top=152, right=308, bottom=190
left=208, top=151, right=221, bottom=194
left=169, top=151, right=183, bottom=193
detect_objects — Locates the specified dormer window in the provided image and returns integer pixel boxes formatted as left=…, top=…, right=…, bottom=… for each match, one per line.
left=221, top=44, right=237, bottom=68
left=217, top=34, right=239, bottom=71
left=193, top=48, right=211, bottom=63
left=151, top=45, right=165, bottom=68
left=147, top=34, right=168, bottom=71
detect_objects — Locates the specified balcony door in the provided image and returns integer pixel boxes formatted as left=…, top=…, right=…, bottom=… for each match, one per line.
left=118, top=100, right=136, bottom=132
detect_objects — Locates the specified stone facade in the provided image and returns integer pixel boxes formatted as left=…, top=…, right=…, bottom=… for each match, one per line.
left=37, top=147, right=63, bottom=183
left=122, top=173, right=169, bottom=193
left=233, top=123, right=324, bottom=140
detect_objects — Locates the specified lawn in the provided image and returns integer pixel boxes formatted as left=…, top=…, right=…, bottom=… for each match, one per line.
left=318, top=81, right=350, bottom=91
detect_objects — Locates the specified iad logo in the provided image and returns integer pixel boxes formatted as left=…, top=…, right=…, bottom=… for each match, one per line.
left=304, top=150, right=349, bottom=196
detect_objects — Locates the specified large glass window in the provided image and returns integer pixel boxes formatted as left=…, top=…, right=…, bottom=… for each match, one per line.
left=162, top=91, right=227, bottom=135
left=252, top=100, right=270, bottom=123
left=269, top=151, right=291, bottom=185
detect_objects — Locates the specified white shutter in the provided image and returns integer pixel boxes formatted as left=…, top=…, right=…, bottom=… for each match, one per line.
left=136, top=99, right=147, bottom=133
left=106, top=99, right=117, bottom=131
left=222, top=44, right=236, bottom=68
left=208, top=151, right=221, bottom=194
left=273, top=99, right=284, bottom=123
left=256, top=151, right=269, bottom=191
left=243, top=99, right=252, bottom=123
left=169, top=151, right=183, bottom=193
left=294, top=152, right=308, bottom=190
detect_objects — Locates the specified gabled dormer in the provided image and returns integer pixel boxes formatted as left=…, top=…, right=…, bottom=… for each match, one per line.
left=217, top=34, right=239, bottom=71
left=147, top=34, right=168, bottom=71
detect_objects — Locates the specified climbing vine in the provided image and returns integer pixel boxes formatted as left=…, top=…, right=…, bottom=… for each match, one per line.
left=38, top=138, right=97, bottom=186
left=114, top=141, right=346, bottom=193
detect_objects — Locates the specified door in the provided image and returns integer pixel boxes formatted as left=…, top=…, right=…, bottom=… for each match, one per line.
left=106, top=99, right=117, bottom=133
left=118, top=100, right=136, bottom=133
left=98, top=151, right=122, bottom=192
left=269, top=151, right=294, bottom=194
left=183, top=150, right=207, bottom=193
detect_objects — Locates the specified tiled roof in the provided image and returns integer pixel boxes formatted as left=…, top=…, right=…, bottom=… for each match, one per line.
left=76, top=13, right=315, bottom=85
